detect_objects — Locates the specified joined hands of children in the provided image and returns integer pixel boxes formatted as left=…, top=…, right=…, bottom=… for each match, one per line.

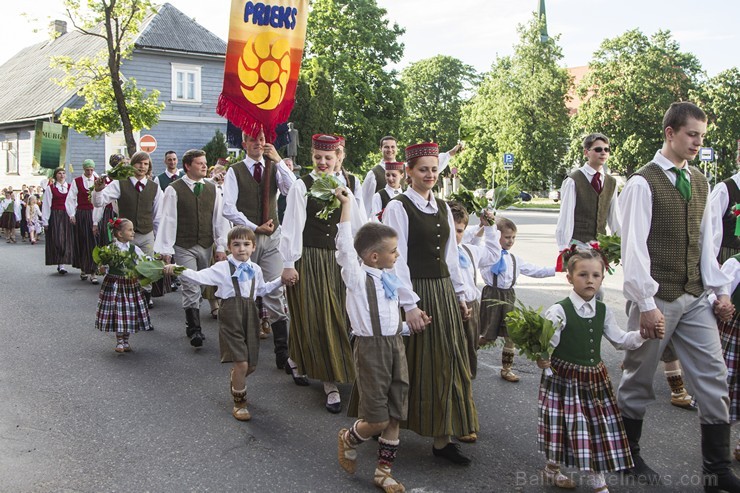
left=406, top=307, right=432, bottom=334
left=713, top=295, right=736, bottom=322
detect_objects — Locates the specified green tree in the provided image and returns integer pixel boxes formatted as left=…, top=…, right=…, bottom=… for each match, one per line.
left=304, top=0, right=404, bottom=171
left=400, top=55, right=479, bottom=153
left=691, top=68, right=740, bottom=180
left=289, top=57, right=335, bottom=169
left=202, top=129, right=228, bottom=166
left=457, top=14, right=571, bottom=190
left=52, top=0, right=164, bottom=156
left=567, top=29, right=703, bottom=176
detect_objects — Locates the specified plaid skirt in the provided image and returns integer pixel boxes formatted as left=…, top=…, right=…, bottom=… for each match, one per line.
left=719, top=317, right=740, bottom=422
left=72, top=209, right=97, bottom=273
left=286, top=246, right=354, bottom=383
left=402, top=277, right=479, bottom=437
left=0, top=211, right=15, bottom=229
left=538, top=357, right=633, bottom=472
left=45, top=209, right=74, bottom=265
left=95, top=274, right=151, bottom=335
left=479, top=285, right=516, bottom=341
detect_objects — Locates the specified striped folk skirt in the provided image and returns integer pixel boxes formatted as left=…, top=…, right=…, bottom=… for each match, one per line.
left=479, top=285, right=516, bottom=342
left=719, top=317, right=740, bottom=422
left=403, top=277, right=479, bottom=438
left=45, top=209, right=74, bottom=265
left=538, top=357, right=633, bottom=472
left=0, top=211, right=15, bottom=229
left=72, top=209, right=98, bottom=273
left=95, top=274, right=151, bottom=335
left=286, top=246, right=354, bottom=383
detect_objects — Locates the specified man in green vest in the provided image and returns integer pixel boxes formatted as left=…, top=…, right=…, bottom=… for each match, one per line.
left=617, top=102, right=740, bottom=490
left=154, top=149, right=228, bottom=347
left=555, top=133, right=619, bottom=251
left=154, top=150, right=184, bottom=191
left=223, top=129, right=296, bottom=368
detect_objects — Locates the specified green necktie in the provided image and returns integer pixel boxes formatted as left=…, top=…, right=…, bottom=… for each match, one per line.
left=193, top=182, right=203, bottom=197
left=671, top=167, right=691, bottom=201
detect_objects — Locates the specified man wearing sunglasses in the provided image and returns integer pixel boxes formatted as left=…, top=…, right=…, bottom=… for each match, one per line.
left=555, top=133, right=620, bottom=251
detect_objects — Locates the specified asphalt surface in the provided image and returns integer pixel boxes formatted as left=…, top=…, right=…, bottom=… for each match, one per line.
left=0, top=210, right=733, bottom=492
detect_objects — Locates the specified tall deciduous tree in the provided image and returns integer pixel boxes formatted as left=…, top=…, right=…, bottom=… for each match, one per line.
left=457, top=14, right=571, bottom=190
left=400, top=55, right=478, bottom=153
left=304, top=0, right=404, bottom=171
left=567, top=29, right=702, bottom=176
left=52, top=0, right=164, bottom=156
left=691, top=68, right=740, bottom=179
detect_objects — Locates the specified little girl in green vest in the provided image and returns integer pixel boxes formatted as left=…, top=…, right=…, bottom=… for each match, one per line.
left=537, top=249, right=660, bottom=492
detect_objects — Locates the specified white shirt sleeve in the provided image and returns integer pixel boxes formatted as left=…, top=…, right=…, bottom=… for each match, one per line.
left=370, top=193, right=383, bottom=221
left=382, top=199, right=421, bottom=312
left=222, top=166, right=259, bottom=230
left=555, top=177, right=576, bottom=251
left=352, top=176, right=365, bottom=218
left=518, top=259, right=556, bottom=278
left=603, top=306, right=646, bottom=350
left=212, top=185, right=229, bottom=253
left=438, top=152, right=451, bottom=174
left=153, top=186, right=178, bottom=255
left=607, top=185, right=622, bottom=236
left=543, top=303, right=566, bottom=349
left=721, top=257, right=740, bottom=295
left=91, top=180, right=121, bottom=208
left=275, top=159, right=297, bottom=196
left=700, top=182, right=732, bottom=297
left=709, top=181, right=731, bottom=258
left=151, top=185, right=163, bottom=236
left=361, top=169, right=377, bottom=217
left=335, top=221, right=364, bottom=292
left=65, top=180, right=78, bottom=218
left=41, top=188, right=53, bottom=226
left=443, top=202, right=467, bottom=299
left=279, top=179, right=308, bottom=268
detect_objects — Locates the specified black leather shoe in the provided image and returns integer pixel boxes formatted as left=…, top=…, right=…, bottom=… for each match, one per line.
left=285, top=362, right=309, bottom=386
left=432, top=443, right=472, bottom=465
left=326, top=391, right=341, bottom=414
left=190, top=331, right=204, bottom=348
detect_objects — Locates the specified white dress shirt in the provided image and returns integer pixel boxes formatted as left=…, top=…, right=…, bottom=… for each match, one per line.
left=544, top=291, right=646, bottom=351
left=279, top=172, right=367, bottom=268
left=720, top=257, right=740, bottom=295
left=361, top=152, right=452, bottom=217
left=709, top=172, right=740, bottom=257
left=91, top=177, right=163, bottom=234
left=335, top=170, right=365, bottom=213
left=222, top=157, right=296, bottom=230
left=1, top=198, right=21, bottom=222
left=459, top=225, right=501, bottom=302
left=335, top=222, right=404, bottom=337
left=370, top=184, right=403, bottom=221
left=555, top=165, right=621, bottom=250
left=65, top=175, right=103, bottom=223
left=153, top=169, right=182, bottom=185
left=152, top=175, right=229, bottom=255
left=382, top=187, right=465, bottom=311
left=479, top=249, right=555, bottom=289
left=112, top=240, right=144, bottom=257
left=178, top=255, right=282, bottom=300
left=42, top=182, right=69, bottom=226
left=621, top=150, right=731, bottom=312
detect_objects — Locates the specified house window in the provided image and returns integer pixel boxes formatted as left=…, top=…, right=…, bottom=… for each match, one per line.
left=172, top=64, right=201, bottom=103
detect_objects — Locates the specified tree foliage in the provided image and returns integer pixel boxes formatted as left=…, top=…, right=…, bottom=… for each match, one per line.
left=302, top=0, right=405, bottom=171
left=202, top=129, right=229, bottom=166
left=567, top=30, right=703, bottom=176
left=457, top=14, right=571, bottom=190
left=691, top=68, right=740, bottom=179
left=400, top=55, right=479, bottom=153
left=52, top=0, right=164, bottom=156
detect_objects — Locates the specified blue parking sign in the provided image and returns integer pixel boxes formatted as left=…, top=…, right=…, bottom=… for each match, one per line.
left=504, top=153, right=515, bottom=164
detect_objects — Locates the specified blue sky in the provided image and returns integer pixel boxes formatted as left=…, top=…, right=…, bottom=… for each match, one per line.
left=2, top=0, right=737, bottom=77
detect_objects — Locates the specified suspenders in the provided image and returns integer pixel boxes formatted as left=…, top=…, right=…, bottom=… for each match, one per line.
left=365, top=273, right=402, bottom=336
left=493, top=254, right=518, bottom=289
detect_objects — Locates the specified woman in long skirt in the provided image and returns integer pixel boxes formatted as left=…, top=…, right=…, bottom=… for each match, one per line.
left=280, top=134, right=366, bottom=413
left=382, top=142, right=478, bottom=465
left=42, top=168, right=74, bottom=274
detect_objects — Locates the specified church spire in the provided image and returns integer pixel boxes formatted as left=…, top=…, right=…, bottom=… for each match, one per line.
left=537, top=0, right=549, bottom=42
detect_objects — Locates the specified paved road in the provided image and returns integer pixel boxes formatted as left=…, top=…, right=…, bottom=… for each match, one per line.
left=0, top=211, right=728, bottom=492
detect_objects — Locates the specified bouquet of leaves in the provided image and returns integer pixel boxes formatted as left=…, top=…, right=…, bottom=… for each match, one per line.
left=595, top=233, right=621, bottom=268
left=489, top=180, right=521, bottom=211
left=505, top=300, right=557, bottom=376
left=135, top=259, right=185, bottom=287
left=306, top=173, right=342, bottom=220
left=448, top=186, right=490, bottom=216
left=105, top=164, right=138, bottom=181
left=92, top=244, right=139, bottom=277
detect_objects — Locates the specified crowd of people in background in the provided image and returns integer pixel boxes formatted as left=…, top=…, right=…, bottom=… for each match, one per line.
left=3, top=101, right=740, bottom=493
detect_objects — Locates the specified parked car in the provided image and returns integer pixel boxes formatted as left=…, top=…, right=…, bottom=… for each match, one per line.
left=549, top=190, right=560, bottom=202
left=518, top=191, right=532, bottom=202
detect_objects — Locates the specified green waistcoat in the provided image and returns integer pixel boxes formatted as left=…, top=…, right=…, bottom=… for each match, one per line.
left=233, top=161, right=279, bottom=227
left=302, top=174, right=339, bottom=250
left=571, top=169, right=616, bottom=243
left=118, top=179, right=157, bottom=234
left=372, top=164, right=386, bottom=193
left=633, top=162, right=706, bottom=301
left=171, top=179, right=216, bottom=249
left=551, top=297, right=605, bottom=367
left=396, top=194, right=450, bottom=279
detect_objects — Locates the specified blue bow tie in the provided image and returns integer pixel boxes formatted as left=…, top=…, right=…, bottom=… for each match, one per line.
left=380, top=271, right=401, bottom=301
left=458, top=246, right=471, bottom=269
left=233, top=262, right=255, bottom=282
left=490, top=250, right=509, bottom=275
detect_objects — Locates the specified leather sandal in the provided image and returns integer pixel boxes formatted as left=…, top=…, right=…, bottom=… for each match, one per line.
left=543, top=466, right=576, bottom=489
left=114, top=343, right=125, bottom=353
left=337, top=428, right=357, bottom=474
left=374, top=464, right=405, bottom=492
left=231, top=386, right=251, bottom=421
left=500, top=368, right=521, bottom=382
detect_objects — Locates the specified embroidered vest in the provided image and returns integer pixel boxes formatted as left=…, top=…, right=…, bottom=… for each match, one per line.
left=552, top=297, right=605, bottom=367
left=171, top=179, right=216, bottom=249
left=570, top=170, right=616, bottom=243
left=396, top=194, right=450, bottom=279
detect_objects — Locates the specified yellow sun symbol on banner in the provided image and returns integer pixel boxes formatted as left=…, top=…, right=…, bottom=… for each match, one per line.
left=238, top=32, right=291, bottom=110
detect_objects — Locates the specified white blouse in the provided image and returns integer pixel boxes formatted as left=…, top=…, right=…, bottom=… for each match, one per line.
left=178, top=255, right=282, bottom=300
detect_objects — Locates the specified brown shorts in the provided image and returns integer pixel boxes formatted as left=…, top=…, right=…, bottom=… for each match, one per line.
left=353, top=334, right=409, bottom=423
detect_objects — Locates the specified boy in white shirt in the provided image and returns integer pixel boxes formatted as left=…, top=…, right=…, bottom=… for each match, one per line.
left=335, top=187, right=429, bottom=493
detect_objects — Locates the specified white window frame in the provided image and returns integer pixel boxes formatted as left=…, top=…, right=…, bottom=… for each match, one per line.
left=171, top=63, right=202, bottom=103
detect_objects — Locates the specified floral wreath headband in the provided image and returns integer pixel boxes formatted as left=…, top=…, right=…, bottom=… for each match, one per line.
left=556, top=240, right=613, bottom=275
left=108, top=218, right=125, bottom=230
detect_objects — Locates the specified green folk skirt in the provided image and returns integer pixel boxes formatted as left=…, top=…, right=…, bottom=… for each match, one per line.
left=286, top=246, right=355, bottom=383
left=403, top=277, right=479, bottom=437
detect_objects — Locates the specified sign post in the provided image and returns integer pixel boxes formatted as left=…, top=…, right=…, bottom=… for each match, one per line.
left=503, top=153, right=514, bottom=187
left=699, top=147, right=715, bottom=186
